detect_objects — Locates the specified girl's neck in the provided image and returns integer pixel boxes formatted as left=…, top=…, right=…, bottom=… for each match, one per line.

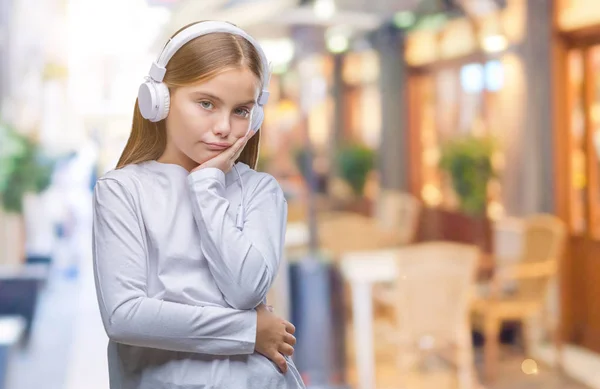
left=157, top=151, right=197, bottom=172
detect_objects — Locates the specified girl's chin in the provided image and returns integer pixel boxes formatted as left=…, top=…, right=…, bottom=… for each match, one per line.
left=190, top=149, right=222, bottom=165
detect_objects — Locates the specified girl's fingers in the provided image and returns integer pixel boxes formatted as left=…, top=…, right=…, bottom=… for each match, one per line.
left=230, top=133, right=252, bottom=161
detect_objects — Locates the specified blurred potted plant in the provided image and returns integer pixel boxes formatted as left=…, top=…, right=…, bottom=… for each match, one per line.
left=0, top=122, right=55, bottom=265
left=438, top=134, right=497, bottom=216
left=437, top=134, right=497, bottom=251
left=334, top=143, right=375, bottom=215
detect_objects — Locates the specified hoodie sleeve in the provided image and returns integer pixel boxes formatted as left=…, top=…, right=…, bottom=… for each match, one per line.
left=187, top=168, right=288, bottom=311
left=92, top=177, right=257, bottom=355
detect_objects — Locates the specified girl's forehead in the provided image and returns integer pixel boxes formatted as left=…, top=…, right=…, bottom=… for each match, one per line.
left=187, top=69, right=260, bottom=94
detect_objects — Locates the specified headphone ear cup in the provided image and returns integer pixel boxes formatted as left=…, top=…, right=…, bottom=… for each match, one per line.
left=137, top=81, right=170, bottom=122
left=138, top=81, right=158, bottom=121
left=154, top=82, right=171, bottom=122
left=251, top=106, right=264, bottom=132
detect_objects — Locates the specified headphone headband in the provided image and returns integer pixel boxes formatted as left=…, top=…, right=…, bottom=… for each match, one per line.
left=148, top=21, right=271, bottom=105
left=138, top=21, right=271, bottom=125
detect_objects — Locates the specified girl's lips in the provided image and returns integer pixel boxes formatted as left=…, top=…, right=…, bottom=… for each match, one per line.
left=203, top=142, right=231, bottom=150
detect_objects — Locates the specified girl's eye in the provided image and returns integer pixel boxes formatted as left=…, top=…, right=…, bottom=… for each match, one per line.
left=235, top=108, right=251, bottom=118
left=199, top=101, right=213, bottom=110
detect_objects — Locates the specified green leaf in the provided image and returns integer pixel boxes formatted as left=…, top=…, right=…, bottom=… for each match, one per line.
left=438, top=134, right=498, bottom=216
left=336, top=144, right=375, bottom=196
left=0, top=123, right=56, bottom=213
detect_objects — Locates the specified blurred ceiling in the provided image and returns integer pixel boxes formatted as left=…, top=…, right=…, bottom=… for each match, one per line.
left=153, top=0, right=505, bottom=37
left=157, top=0, right=419, bottom=43
left=333, top=0, right=420, bottom=14
left=150, top=0, right=505, bottom=58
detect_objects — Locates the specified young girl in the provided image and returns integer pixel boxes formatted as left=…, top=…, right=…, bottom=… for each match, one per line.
left=92, top=21, right=305, bottom=389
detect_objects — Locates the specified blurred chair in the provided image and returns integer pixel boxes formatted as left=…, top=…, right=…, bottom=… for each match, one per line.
left=491, top=217, right=525, bottom=264
left=377, top=242, right=480, bottom=389
left=471, top=214, right=566, bottom=382
left=375, top=190, right=422, bottom=245
left=372, top=190, right=422, bottom=320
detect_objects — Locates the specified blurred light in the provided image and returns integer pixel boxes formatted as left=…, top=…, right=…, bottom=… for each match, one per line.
left=66, top=0, right=171, bottom=116
left=424, top=147, right=440, bottom=167
left=259, top=38, right=295, bottom=74
left=521, top=359, right=538, bottom=375
left=487, top=201, right=504, bottom=220
left=460, top=63, right=484, bottom=93
left=421, top=184, right=442, bottom=206
left=393, top=11, right=416, bottom=29
left=327, top=35, right=349, bottom=54
left=326, top=25, right=352, bottom=54
left=482, top=34, right=508, bottom=53
left=484, top=60, right=504, bottom=91
left=314, top=0, right=336, bottom=20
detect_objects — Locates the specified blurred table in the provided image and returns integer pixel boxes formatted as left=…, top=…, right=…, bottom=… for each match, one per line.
left=285, top=212, right=404, bottom=260
left=340, top=250, right=397, bottom=389
left=317, top=213, right=403, bottom=259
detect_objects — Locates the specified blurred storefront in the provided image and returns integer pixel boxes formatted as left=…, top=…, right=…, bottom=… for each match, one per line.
left=401, top=0, right=533, bottom=251
left=339, top=50, right=381, bottom=149
left=553, top=0, right=600, bottom=356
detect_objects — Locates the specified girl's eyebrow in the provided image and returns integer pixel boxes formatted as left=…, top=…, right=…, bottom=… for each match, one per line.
left=191, top=92, right=256, bottom=106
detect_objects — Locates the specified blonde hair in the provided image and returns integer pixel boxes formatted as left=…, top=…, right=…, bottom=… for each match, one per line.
left=116, top=22, right=264, bottom=170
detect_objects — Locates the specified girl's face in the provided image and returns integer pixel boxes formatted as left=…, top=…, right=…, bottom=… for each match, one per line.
left=161, top=67, right=260, bottom=171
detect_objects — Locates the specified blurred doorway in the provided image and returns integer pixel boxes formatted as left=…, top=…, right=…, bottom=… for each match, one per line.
left=555, top=31, right=600, bottom=355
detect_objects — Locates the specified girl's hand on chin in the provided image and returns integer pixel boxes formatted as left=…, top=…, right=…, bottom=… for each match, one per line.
left=192, top=131, right=254, bottom=174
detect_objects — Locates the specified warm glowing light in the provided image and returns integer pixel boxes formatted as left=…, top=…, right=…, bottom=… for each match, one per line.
left=521, top=359, right=538, bottom=375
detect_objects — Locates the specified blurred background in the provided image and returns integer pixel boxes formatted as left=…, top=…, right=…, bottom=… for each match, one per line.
left=0, top=0, right=599, bottom=388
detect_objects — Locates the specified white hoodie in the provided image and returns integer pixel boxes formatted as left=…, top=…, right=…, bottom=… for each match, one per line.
left=92, top=160, right=305, bottom=389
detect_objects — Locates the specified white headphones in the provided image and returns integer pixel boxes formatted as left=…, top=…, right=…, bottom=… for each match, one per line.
left=137, top=20, right=271, bottom=132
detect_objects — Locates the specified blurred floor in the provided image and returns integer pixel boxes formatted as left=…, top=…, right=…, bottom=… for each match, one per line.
left=344, top=356, right=588, bottom=389
left=344, top=325, right=590, bottom=389
left=5, top=272, right=79, bottom=389
left=4, top=244, right=592, bottom=389
left=6, top=222, right=109, bottom=389
left=62, top=244, right=109, bottom=389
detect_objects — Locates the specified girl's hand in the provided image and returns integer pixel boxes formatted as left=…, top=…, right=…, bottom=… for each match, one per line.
left=255, top=303, right=296, bottom=374
left=192, top=131, right=255, bottom=174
